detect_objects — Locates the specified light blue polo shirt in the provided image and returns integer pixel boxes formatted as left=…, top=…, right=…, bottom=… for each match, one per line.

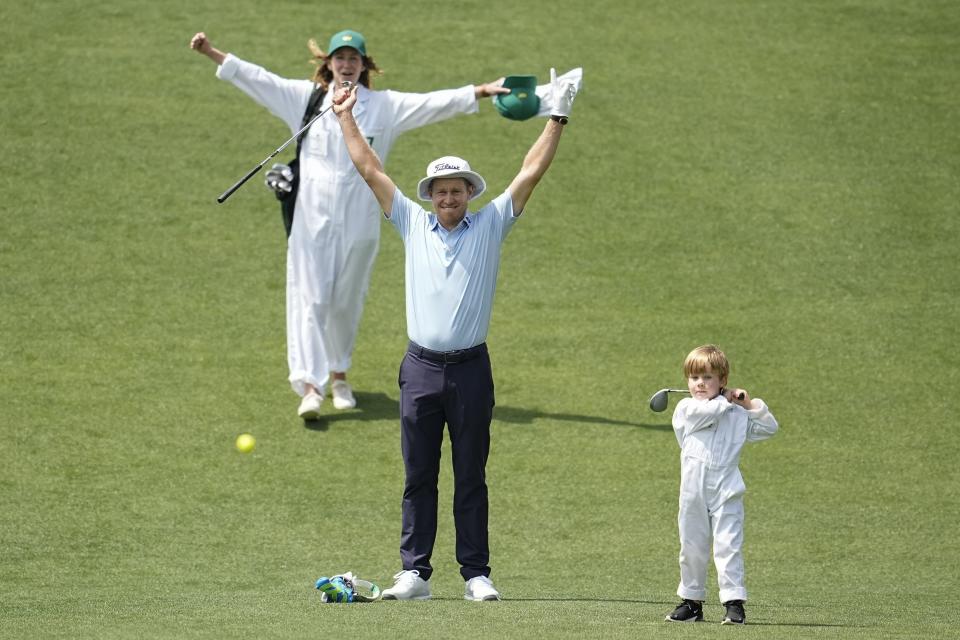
left=388, top=188, right=518, bottom=351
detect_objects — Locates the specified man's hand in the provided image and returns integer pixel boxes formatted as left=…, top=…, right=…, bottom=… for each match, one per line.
left=550, top=67, right=578, bottom=118
left=265, top=163, right=294, bottom=194
left=332, top=82, right=358, bottom=116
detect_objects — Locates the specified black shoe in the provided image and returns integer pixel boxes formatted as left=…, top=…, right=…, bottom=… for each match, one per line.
left=665, top=599, right=703, bottom=622
left=721, top=600, right=746, bottom=625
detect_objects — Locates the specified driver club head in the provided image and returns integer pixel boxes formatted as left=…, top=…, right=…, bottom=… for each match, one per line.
left=648, top=388, right=689, bottom=413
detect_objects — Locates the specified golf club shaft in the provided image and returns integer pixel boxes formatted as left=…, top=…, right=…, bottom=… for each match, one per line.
left=669, top=388, right=746, bottom=400
left=216, top=82, right=351, bottom=204
left=216, top=104, right=332, bottom=204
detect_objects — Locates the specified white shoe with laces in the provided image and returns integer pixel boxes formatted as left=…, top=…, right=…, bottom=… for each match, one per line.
left=297, top=391, right=322, bottom=419
left=381, top=570, right=431, bottom=600
left=464, top=575, right=501, bottom=601
left=330, top=380, right=357, bottom=410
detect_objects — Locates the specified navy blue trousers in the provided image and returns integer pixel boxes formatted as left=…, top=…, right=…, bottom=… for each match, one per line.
left=398, top=342, right=495, bottom=581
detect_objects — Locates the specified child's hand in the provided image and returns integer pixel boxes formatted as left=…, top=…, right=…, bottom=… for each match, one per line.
left=724, top=388, right=753, bottom=409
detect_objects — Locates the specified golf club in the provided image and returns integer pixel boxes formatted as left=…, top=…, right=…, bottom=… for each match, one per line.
left=649, top=388, right=746, bottom=413
left=649, top=388, right=688, bottom=413
left=217, top=81, right=353, bottom=204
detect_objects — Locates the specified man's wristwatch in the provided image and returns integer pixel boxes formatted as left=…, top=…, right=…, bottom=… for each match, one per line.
left=550, top=114, right=569, bottom=125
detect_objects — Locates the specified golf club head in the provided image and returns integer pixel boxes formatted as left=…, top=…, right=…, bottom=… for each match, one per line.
left=649, top=388, right=689, bottom=413
left=649, top=389, right=670, bottom=413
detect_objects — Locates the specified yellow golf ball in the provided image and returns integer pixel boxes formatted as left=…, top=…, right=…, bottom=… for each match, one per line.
left=235, top=433, right=256, bottom=453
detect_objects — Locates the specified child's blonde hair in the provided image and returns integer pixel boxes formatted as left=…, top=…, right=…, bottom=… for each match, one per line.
left=683, top=344, right=730, bottom=380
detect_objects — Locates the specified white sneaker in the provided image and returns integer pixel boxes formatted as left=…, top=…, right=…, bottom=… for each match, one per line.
left=464, top=575, right=501, bottom=601
left=381, top=570, right=431, bottom=600
left=297, top=392, right=322, bottom=419
left=330, top=380, right=357, bottom=410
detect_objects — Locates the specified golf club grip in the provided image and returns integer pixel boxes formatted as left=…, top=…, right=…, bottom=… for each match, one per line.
left=737, top=392, right=745, bottom=400
left=217, top=164, right=265, bottom=204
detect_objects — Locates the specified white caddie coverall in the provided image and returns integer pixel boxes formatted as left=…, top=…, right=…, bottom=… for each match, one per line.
left=216, top=55, right=479, bottom=395
left=671, top=395, right=779, bottom=603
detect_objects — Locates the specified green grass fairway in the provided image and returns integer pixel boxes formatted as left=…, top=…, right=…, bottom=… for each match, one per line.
left=2, top=1, right=958, bottom=638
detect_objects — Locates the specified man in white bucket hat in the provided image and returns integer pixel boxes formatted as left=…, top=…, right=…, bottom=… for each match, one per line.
left=331, top=68, right=579, bottom=602
left=416, top=156, right=487, bottom=201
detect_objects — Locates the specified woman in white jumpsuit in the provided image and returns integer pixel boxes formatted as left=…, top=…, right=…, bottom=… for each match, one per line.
left=189, top=30, right=508, bottom=418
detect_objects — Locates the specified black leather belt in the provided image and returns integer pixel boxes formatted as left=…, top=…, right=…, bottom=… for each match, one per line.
left=407, top=341, right=486, bottom=364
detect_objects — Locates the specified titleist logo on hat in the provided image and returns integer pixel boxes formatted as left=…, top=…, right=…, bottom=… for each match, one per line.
left=418, top=156, right=485, bottom=201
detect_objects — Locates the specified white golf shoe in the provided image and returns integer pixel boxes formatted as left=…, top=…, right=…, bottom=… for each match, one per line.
left=381, top=570, right=431, bottom=600
left=297, top=391, right=323, bottom=419
left=464, top=575, right=501, bottom=601
left=330, top=380, right=357, bottom=410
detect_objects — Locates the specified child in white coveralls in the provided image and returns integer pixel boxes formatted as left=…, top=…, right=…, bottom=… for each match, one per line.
left=665, top=345, right=779, bottom=625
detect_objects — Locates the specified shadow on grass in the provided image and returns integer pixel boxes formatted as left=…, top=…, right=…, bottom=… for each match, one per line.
left=429, top=597, right=865, bottom=627
left=494, top=405, right=672, bottom=432
left=303, top=391, right=398, bottom=431
left=745, top=622, right=863, bottom=628
left=449, top=596, right=671, bottom=604
left=302, top=395, right=671, bottom=433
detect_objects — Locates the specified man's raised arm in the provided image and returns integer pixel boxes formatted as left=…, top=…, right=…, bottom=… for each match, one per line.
left=508, top=68, right=579, bottom=214
left=333, top=85, right=397, bottom=216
